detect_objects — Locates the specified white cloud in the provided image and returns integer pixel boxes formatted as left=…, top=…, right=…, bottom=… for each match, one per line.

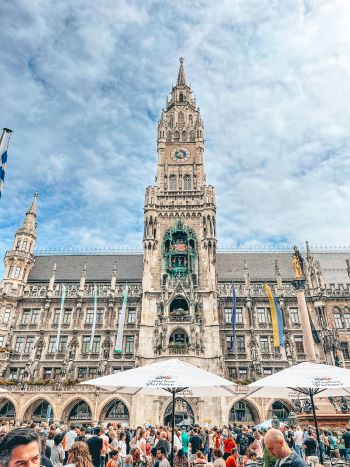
left=0, top=0, right=350, bottom=279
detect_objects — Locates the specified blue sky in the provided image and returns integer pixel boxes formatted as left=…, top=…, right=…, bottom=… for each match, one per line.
left=1, top=0, right=350, bottom=268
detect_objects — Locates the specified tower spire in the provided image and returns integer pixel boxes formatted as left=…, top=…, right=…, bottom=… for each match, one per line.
left=177, top=57, right=186, bottom=85
left=20, top=191, right=38, bottom=234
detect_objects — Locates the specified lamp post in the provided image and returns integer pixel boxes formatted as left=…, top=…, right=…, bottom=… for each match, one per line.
left=287, top=411, right=298, bottom=427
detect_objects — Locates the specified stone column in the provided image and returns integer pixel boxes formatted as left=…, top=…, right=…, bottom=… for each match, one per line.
left=293, top=280, right=317, bottom=362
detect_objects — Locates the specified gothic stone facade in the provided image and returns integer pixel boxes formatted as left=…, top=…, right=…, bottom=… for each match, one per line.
left=1, top=60, right=350, bottom=426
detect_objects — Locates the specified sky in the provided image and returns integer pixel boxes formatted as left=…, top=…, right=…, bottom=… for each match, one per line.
left=1, top=0, right=350, bottom=267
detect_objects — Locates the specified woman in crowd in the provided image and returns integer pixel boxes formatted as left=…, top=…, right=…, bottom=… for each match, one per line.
left=223, top=432, right=236, bottom=460
left=66, top=441, right=93, bottom=467
left=174, top=448, right=189, bottom=467
left=193, top=450, right=207, bottom=465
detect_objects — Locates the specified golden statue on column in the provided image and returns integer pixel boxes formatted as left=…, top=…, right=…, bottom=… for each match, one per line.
left=292, top=246, right=304, bottom=279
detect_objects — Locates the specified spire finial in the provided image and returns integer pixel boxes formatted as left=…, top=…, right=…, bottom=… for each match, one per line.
left=28, top=191, right=38, bottom=215
left=177, top=57, right=186, bottom=85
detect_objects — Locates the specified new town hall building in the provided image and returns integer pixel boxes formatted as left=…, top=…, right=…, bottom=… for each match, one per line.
left=1, top=60, right=350, bottom=427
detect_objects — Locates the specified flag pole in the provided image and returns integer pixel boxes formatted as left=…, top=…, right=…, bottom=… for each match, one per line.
left=55, top=285, right=66, bottom=352
left=89, top=284, right=98, bottom=352
left=114, top=284, right=128, bottom=353
left=231, top=283, right=236, bottom=352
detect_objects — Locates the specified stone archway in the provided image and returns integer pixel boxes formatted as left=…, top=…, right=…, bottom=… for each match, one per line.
left=163, top=397, right=195, bottom=427
left=229, top=399, right=259, bottom=424
left=62, top=399, right=93, bottom=425
left=0, top=398, right=16, bottom=420
left=267, top=400, right=292, bottom=422
left=23, top=399, right=54, bottom=423
left=100, top=399, right=130, bottom=424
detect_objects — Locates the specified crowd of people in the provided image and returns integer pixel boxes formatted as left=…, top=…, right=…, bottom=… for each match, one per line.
left=1, top=420, right=350, bottom=467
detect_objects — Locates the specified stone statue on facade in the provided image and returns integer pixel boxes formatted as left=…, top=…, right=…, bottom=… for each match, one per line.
left=68, top=331, right=79, bottom=360
left=34, top=331, right=45, bottom=360
left=293, top=246, right=304, bottom=279
left=98, top=358, right=107, bottom=376
left=102, top=332, right=112, bottom=360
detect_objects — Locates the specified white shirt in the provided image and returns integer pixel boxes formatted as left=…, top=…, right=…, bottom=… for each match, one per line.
left=118, top=440, right=127, bottom=457
left=64, top=430, right=77, bottom=451
left=294, top=430, right=303, bottom=446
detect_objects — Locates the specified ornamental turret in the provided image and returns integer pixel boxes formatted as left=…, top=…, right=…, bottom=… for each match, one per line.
left=2, top=192, right=38, bottom=295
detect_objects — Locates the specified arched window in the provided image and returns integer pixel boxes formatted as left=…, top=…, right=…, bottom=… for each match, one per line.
left=334, top=308, right=343, bottom=328
left=178, top=112, right=184, bottom=125
left=22, top=240, right=28, bottom=251
left=68, top=400, right=92, bottom=421
left=343, top=308, right=350, bottom=328
left=166, top=131, right=172, bottom=142
left=102, top=399, right=130, bottom=422
left=174, top=131, right=180, bottom=143
left=181, top=131, right=187, bottom=142
left=170, top=296, right=189, bottom=313
left=0, top=399, right=16, bottom=419
left=169, top=329, right=189, bottom=346
left=229, top=400, right=256, bottom=423
left=179, top=93, right=184, bottom=102
left=270, top=401, right=290, bottom=421
left=184, top=175, right=191, bottom=190
left=32, top=401, right=54, bottom=422
left=164, top=397, right=194, bottom=427
left=190, top=131, right=195, bottom=142
left=169, top=175, right=177, bottom=191
left=189, top=115, right=193, bottom=125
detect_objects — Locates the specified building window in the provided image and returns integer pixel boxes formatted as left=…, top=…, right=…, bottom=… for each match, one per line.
left=224, top=308, right=232, bottom=323
left=169, top=175, right=177, bottom=191
left=237, top=336, right=245, bottom=353
left=334, top=311, right=343, bottom=329
left=127, top=309, right=136, bottom=324
left=184, top=175, right=191, bottom=190
left=341, top=342, right=350, bottom=360
left=125, top=336, right=134, bottom=353
left=8, top=266, right=13, bottom=278
left=9, top=368, right=18, bottom=380
left=48, top=336, right=56, bottom=353
left=263, top=368, right=273, bottom=376
left=343, top=313, right=350, bottom=329
left=3, top=308, right=11, bottom=323
left=78, top=367, right=87, bottom=379
left=43, top=368, right=52, bottom=380
left=294, top=336, right=305, bottom=353
left=257, top=308, right=267, bottom=324
left=14, top=267, right=21, bottom=279
left=22, top=240, right=28, bottom=251
left=21, top=310, right=31, bottom=324
left=63, top=309, right=72, bottom=324
left=86, top=309, right=103, bottom=324
left=113, top=367, right=122, bottom=373
left=31, top=309, right=40, bottom=325
left=289, top=307, right=300, bottom=324
left=260, top=336, right=269, bottom=353
left=15, top=337, right=25, bottom=353
left=238, top=368, right=247, bottom=379
left=0, top=336, right=4, bottom=348
left=24, top=336, right=34, bottom=353
left=236, top=308, right=243, bottom=324
left=82, top=336, right=100, bottom=353
left=88, top=367, right=98, bottom=378
left=49, top=336, right=68, bottom=353
left=53, top=309, right=60, bottom=325
left=226, top=336, right=233, bottom=352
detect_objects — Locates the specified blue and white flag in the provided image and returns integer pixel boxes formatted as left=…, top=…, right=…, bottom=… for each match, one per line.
left=0, top=128, right=13, bottom=199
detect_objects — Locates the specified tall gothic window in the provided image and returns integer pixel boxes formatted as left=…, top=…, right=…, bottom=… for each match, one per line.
left=174, top=131, right=180, bottom=143
left=184, top=175, right=191, bottom=190
left=181, top=130, right=187, bottom=142
left=166, top=131, right=172, bottom=142
left=333, top=309, right=343, bottom=328
left=169, top=175, right=177, bottom=191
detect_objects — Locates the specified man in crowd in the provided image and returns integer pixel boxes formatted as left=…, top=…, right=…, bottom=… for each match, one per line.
left=293, top=426, right=304, bottom=458
left=157, top=446, right=171, bottom=467
left=342, top=427, right=350, bottom=461
left=63, top=424, right=77, bottom=462
left=189, top=427, right=203, bottom=462
left=264, top=428, right=307, bottom=467
left=236, top=426, right=253, bottom=456
left=303, top=430, right=318, bottom=467
left=0, top=428, right=41, bottom=467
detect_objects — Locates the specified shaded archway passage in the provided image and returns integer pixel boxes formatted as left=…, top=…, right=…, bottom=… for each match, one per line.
left=100, top=399, right=130, bottom=424
left=23, top=399, right=54, bottom=423
left=61, top=399, right=93, bottom=425
left=0, top=399, right=16, bottom=419
left=229, top=399, right=259, bottom=423
left=268, top=400, right=291, bottom=422
left=164, top=397, right=195, bottom=427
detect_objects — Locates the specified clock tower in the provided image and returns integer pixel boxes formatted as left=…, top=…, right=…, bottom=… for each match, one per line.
left=139, top=58, right=222, bottom=372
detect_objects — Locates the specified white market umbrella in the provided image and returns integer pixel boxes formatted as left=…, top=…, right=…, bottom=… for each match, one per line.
left=82, top=358, right=237, bottom=466
left=248, top=362, right=350, bottom=463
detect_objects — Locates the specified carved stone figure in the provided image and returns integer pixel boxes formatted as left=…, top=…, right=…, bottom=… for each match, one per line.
left=34, top=331, right=45, bottom=360
left=293, top=246, right=304, bottom=279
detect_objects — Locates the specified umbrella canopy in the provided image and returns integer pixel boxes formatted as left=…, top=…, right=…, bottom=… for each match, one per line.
left=248, top=362, right=350, bottom=396
left=82, top=358, right=237, bottom=467
left=248, top=362, right=350, bottom=464
left=82, top=358, right=237, bottom=396
left=0, top=388, right=7, bottom=393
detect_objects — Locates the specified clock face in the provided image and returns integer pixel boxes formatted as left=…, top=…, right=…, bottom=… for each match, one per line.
left=171, top=147, right=190, bottom=162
